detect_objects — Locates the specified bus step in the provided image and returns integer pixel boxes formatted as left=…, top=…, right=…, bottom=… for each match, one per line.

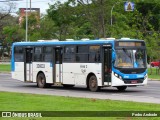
left=54, top=82, right=62, bottom=86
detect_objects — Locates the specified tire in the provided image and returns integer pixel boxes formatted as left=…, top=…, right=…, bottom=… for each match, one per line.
left=88, top=75, right=100, bottom=92
left=37, top=73, right=47, bottom=88
left=116, top=86, right=127, bottom=91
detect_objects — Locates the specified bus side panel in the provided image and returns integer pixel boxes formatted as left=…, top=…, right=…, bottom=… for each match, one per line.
left=62, top=63, right=102, bottom=86
left=62, top=63, right=75, bottom=84
left=74, top=63, right=102, bottom=86
left=12, top=62, right=24, bottom=81
left=32, top=62, right=53, bottom=83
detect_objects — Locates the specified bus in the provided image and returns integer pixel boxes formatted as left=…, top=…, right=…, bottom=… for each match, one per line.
left=11, top=38, right=148, bottom=92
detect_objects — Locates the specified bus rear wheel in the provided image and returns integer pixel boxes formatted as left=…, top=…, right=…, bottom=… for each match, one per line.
left=37, top=73, right=47, bottom=88
left=89, top=75, right=100, bottom=92
left=116, top=86, right=127, bottom=91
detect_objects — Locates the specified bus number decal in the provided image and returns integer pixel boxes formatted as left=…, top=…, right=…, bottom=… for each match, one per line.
left=80, top=65, right=87, bottom=73
left=37, top=64, right=45, bottom=68
left=80, top=65, right=86, bottom=68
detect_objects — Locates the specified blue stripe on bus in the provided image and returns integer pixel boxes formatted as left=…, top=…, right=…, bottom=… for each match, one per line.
left=11, top=44, right=15, bottom=71
left=12, top=39, right=142, bottom=46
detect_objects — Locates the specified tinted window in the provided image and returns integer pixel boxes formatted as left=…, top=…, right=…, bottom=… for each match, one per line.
left=14, top=47, right=24, bottom=62
left=35, top=47, right=42, bottom=53
left=64, top=46, right=75, bottom=62
left=65, top=46, right=75, bottom=53
left=15, top=47, right=23, bottom=54
left=34, top=47, right=42, bottom=61
left=76, top=54, right=88, bottom=62
left=89, top=45, right=100, bottom=62
left=44, top=47, right=52, bottom=53
left=44, top=47, right=52, bottom=62
left=76, top=46, right=89, bottom=62
left=77, top=46, right=88, bottom=53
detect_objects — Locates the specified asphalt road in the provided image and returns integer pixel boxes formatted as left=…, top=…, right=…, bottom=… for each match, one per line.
left=0, top=73, right=160, bottom=104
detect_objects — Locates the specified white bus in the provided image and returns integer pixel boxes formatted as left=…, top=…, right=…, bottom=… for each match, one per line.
left=11, top=38, right=148, bottom=91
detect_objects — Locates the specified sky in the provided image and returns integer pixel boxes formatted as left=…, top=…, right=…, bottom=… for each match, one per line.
left=0, top=0, right=67, bottom=14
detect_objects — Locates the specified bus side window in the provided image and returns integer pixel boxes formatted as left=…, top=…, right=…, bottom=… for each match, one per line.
left=63, top=46, right=75, bottom=62
left=76, top=45, right=89, bottom=62
left=44, top=47, right=52, bottom=62
left=34, top=47, right=42, bottom=62
left=89, top=45, right=100, bottom=62
left=14, top=47, right=24, bottom=62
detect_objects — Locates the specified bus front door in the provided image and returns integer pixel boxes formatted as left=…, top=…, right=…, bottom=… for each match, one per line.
left=25, top=48, right=33, bottom=82
left=103, top=46, right=112, bottom=85
left=55, top=47, right=62, bottom=83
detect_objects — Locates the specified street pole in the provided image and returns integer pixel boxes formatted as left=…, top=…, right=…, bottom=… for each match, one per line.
left=25, top=0, right=28, bottom=42
left=110, top=4, right=116, bottom=26
left=30, top=0, right=31, bottom=12
left=110, top=1, right=127, bottom=26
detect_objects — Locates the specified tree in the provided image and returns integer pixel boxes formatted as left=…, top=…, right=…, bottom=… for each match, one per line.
left=39, top=16, right=57, bottom=39
left=0, top=2, right=17, bottom=59
left=47, top=1, right=76, bottom=40
left=77, top=0, right=113, bottom=38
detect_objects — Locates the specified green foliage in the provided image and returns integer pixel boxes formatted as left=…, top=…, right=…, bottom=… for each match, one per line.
left=1, top=0, right=160, bottom=60
left=39, top=16, right=59, bottom=39
left=47, top=1, right=76, bottom=40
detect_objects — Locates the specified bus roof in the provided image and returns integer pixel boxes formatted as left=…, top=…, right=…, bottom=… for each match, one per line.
left=12, top=39, right=144, bottom=46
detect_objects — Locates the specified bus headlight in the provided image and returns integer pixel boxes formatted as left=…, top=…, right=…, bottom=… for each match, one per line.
left=114, top=72, right=122, bottom=80
left=114, top=73, right=118, bottom=77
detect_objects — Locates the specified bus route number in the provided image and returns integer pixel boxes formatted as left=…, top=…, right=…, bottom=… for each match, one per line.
left=37, top=64, right=45, bottom=68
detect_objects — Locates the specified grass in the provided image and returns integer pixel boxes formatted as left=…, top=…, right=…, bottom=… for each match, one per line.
left=1, top=92, right=160, bottom=111
left=0, top=64, right=11, bottom=72
left=0, top=91, right=160, bottom=120
left=148, top=67, right=160, bottom=80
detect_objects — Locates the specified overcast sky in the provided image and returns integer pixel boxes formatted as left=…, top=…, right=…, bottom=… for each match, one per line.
left=0, top=0, right=67, bottom=14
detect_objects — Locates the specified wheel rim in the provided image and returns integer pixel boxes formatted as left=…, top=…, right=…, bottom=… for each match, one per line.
left=37, top=73, right=46, bottom=88
left=89, top=76, right=98, bottom=91
left=40, top=76, right=45, bottom=85
left=90, top=79, right=97, bottom=88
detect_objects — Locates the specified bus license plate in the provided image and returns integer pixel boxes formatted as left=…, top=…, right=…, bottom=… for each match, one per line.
left=131, top=80, right=137, bottom=84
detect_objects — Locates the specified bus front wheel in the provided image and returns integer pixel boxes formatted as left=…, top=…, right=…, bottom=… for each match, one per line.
left=88, top=75, right=100, bottom=92
left=37, top=73, right=47, bottom=88
left=116, top=86, right=127, bottom=91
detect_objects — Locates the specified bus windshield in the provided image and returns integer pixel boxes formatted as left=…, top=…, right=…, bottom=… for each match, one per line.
left=114, top=49, right=146, bottom=68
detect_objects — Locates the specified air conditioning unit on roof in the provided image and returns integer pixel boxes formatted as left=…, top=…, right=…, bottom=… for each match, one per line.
left=121, top=38, right=130, bottom=40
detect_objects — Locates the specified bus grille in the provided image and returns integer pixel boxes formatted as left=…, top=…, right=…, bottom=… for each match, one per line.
left=118, top=68, right=146, bottom=74
left=123, top=78, right=144, bottom=84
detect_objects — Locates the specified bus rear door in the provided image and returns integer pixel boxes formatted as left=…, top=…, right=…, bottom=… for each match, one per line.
left=54, top=47, right=63, bottom=83
left=24, top=48, right=33, bottom=82
left=103, top=45, right=112, bottom=85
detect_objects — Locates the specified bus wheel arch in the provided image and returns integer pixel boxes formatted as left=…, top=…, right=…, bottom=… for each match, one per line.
left=36, top=71, right=47, bottom=88
left=86, top=73, right=100, bottom=92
